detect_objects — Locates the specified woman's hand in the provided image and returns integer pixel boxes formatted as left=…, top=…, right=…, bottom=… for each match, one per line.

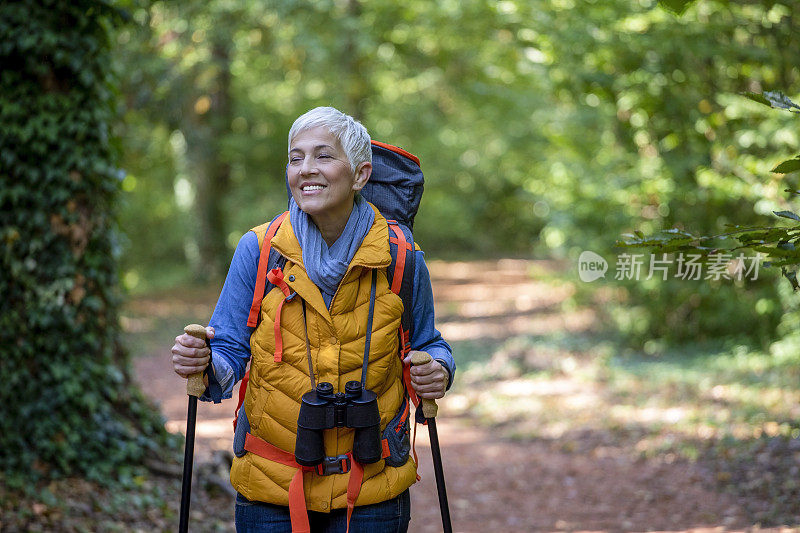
left=171, top=326, right=215, bottom=382
left=403, top=350, right=448, bottom=400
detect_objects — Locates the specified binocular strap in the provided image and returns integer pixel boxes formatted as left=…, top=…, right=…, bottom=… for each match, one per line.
left=360, top=269, right=379, bottom=387
left=301, top=300, right=316, bottom=389
left=297, top=268, right=378, bottom=391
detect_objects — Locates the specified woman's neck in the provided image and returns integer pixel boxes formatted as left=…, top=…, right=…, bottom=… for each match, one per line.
left=312, top=208, right=352, bottom=247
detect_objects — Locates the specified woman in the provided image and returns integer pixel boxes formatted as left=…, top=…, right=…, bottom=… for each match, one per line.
left=171, top=107, right=454, bottom=532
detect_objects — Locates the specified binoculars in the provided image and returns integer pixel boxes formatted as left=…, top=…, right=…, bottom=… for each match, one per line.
left=295, top=381, right=382, bottom=467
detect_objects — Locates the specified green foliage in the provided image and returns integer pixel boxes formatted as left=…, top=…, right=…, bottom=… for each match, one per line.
left=115, top=0, right=553, bottom=289
left=619, top=90, right=800, bottom=291
left=773, top=156, right=800, bottom=174
left=548, top=1, right=798, bottom=343
left=115, top=0, right=800, bottom=344
left=0, top=1, right=179, bottom=484
left=658, top=0, right=697, bottom=15
left=744, top=90, right=800, bottom=114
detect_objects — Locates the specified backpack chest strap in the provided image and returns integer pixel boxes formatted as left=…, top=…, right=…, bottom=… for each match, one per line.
left=243, top=432, right=390, bottom=533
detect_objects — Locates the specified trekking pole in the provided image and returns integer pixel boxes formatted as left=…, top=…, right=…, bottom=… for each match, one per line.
left=179, top=324, right=207, bottom=533
left=410, top=351, right=453, bottom=533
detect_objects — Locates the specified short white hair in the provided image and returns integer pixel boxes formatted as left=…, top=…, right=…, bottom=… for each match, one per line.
left=288, top=106, right=372, bottom=172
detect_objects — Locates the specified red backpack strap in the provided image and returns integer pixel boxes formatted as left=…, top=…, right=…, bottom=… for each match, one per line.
left=247, top=211, right=289, bottom=327
left=388, top=222, right=410, bottom=295
left=236, top=212, right=288, bottom=432
left=387, top=220, right=421, bottom=409
left=232, top=369, right=250, bottom=431
left=387, top=219, right=414, bottom=328
left=266, top=267, right=295, bottom=363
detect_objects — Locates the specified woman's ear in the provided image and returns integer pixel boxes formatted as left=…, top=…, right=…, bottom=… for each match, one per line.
left=352, top=161, right=372, bottom=191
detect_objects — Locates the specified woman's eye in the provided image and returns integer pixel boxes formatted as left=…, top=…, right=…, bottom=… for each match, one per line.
left=319, top=154, right=331, bottom=159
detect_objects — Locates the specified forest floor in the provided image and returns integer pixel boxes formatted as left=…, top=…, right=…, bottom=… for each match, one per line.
left=6, top=259, right=800, bottom=532
left=126, top=258, right=800, bottom=532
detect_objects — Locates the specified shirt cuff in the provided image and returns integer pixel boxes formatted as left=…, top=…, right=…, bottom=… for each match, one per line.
left=200, top=353, right=234, bottom=404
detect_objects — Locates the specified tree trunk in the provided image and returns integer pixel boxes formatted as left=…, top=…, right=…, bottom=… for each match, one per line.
left=344, top=0, right=368, bottom=120
left=0, top=1, right=176, bottom=482
left=184, top=37, right=234, bottom=281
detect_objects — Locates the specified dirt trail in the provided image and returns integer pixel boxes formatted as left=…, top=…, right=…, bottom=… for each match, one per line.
left=133, top=259, right=765, bottom=532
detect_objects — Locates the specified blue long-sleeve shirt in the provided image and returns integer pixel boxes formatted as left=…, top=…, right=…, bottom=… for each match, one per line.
left=202, top=230, right=454, bottom=403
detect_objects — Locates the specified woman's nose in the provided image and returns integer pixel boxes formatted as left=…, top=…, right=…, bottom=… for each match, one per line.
left=300, top=157, right=318, bottom=175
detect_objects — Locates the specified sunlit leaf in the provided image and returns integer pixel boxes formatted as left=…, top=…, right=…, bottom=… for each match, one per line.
left=658, top=0, right=697, bottom=15
left=782, top=267, right=800, bottom=290
left=763, top=91, right=800, bottom=112
left=662, top=227, right=696, bottom=238
left=742, top=91, right=771, bottom=107
left=772, top=156, right=800, bottom=174
left=773, top=210, right=800, bottom=222
left=743, top=91, right=800, bottom=113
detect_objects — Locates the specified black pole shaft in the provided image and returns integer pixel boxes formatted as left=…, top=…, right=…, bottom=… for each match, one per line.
left=179, top=395, right=198, bottom=533
left=427, top=418, right=452, bottom=533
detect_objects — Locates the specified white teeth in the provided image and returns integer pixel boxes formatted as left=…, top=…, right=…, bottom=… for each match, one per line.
left=302, top=185, right=324, bottom=191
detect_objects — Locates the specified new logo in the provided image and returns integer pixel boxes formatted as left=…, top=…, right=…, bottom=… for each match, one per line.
left=578, top=251, right=608, bottom=282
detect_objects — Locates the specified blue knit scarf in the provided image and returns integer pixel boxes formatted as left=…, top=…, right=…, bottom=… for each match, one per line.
left=290, top=195, right=375, bottom=308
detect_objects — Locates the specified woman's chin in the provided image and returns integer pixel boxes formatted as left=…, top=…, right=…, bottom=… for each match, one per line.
left=297, top=202, right=325, bottom=217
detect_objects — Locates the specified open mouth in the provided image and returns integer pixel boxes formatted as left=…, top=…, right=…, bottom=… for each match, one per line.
left=301, top=184, right=326, bottom=192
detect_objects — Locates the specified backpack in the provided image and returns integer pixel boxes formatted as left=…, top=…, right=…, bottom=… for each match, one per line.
left=233, top=140, right=426, bottom=447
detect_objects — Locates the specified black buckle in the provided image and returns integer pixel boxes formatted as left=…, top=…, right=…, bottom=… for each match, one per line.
left=317, top=454, right=351, bottom=476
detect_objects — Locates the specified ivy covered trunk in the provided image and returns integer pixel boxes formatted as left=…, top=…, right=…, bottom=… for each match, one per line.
left=0, top=2, right=176, bottom=485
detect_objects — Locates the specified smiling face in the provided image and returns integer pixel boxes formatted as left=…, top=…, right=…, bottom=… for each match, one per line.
left=288, top=126, right=371, bottom=237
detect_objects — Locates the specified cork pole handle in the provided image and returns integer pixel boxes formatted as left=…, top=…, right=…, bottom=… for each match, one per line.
left=184, top=324, right=207, bottom=397
left=410, top=351, right=439, bottom=418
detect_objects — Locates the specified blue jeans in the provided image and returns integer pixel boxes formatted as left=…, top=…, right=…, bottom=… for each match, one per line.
left=235, top=490, right=411, bottom=533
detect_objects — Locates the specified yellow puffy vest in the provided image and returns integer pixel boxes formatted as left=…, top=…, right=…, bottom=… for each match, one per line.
left=230, top=205, right=418, bottom=510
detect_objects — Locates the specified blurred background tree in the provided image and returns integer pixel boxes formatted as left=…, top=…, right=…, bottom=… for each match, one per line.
left=116, top=0, right=799, bottom=350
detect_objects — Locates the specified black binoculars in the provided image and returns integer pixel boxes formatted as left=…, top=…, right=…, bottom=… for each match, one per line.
left=295, top=381, right=382, bottom=467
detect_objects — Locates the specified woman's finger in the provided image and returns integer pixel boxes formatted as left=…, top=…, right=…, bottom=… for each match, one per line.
left=414, top=384, right=443, bottom=395
left=174, top=365, right=207, bottom=378
left=417, top=390, right=445, bottom=400
left=410, top=372, right=445, bottom=385
left=172, top=352, right=210, bottom=366
left=175, top=333, right=207, bottom=348
left=172, top=353, right=210, bottom=377
left=414, top=381, right=446, bottom=399
left=171, top=342, right=210, bottom=359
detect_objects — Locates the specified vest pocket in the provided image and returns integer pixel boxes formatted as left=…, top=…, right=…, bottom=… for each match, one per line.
left=381, top=396, right=411, bottom=467
left=233, top=405, right=251, bottom=458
